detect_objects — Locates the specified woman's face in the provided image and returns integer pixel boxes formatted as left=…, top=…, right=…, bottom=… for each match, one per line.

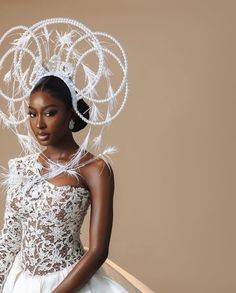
left=28, top=91, right=73, bottom=146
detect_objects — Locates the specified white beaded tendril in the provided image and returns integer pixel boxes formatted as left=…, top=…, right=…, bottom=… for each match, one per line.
left=0, top=17, right=128, bottom=176
left=0, top=17, right=128, bottom=126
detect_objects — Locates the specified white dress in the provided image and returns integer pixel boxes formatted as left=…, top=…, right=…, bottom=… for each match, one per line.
left=0, top=154, right=153, bottom=293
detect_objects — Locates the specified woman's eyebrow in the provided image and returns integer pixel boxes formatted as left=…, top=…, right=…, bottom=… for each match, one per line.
left=28, top=104, right=57, bottom=110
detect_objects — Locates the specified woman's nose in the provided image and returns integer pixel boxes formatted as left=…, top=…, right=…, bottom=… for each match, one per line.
left=36, top=115, right=46, bottom=129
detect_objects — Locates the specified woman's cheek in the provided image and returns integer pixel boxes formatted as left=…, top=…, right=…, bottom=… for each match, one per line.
left=29, top=121, right=36, bottom=135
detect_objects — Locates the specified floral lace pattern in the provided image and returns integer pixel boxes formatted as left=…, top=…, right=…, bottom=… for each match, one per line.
left=0, top=154, right=91, bottom=289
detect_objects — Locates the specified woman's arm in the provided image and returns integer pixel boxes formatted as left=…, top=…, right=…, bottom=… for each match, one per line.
left=0, top=159, right=22, bottom=292
left=52, top=158, right=114, bottom=293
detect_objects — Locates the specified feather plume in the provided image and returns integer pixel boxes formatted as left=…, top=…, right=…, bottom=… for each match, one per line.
left=66, top=169, right=80, bottom=181
left=0, top=164, right=10, bottom=191
left=105, top=110, right=112, bottom=128
left=98, top=145, right=118, bottom=172
left=92, top=132, right=103, bottom=150
left=102, top=145, right=118, bottom=156
left=56, top=31, right=73, bottom=47
left=80, top=127, right=91, bottom=152
left=43, top=26, right=52, bottom=41
left=3, top=70, right=12, bottom=84
left=103, top=66, right=113, bottom=78
left=107, top=85, right=117, bottom=112
left=90, top=103, right=103, bottom=122
left=18, top=102, right=27, bottom=121
left=82, top=64, right=96, bottom=86
left=17, top=134, right=38, bottom=154
left=12, top=33, right=31, bottom=47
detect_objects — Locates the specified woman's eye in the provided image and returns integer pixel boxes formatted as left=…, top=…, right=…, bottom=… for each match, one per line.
left=45, top=111, right=57, bottom=117
left=27, top=112, right=36, bottom=118
left=27, top=110, right=57, bottom=118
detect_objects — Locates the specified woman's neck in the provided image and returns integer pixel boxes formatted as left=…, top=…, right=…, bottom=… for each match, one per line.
left=43, top=135, right=80, bottom=161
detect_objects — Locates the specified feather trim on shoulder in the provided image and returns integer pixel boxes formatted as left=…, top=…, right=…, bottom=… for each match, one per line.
left=0, top=157, right=28, bottom=194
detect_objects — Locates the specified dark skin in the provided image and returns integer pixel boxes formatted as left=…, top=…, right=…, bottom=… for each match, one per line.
left=28, top=91, right=114, bottom=293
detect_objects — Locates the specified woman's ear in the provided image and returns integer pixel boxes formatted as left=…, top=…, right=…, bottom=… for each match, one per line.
left=72, top=110, right=77, bottom=120
left=69, top=109, right=76, bottom=120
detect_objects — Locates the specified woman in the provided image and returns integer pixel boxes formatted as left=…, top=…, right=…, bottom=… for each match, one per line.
left=0, top=76, right=135, bottom=292
left=0, top=18, right=154, bottom=293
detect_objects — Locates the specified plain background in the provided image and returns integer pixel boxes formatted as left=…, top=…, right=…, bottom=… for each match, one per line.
left=0, top=1, right=236, bottom=292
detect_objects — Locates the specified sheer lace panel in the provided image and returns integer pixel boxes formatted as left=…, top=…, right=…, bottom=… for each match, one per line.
left=0, top=154, right=91, bottom=287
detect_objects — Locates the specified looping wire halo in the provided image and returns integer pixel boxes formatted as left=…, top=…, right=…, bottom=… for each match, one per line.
left=0, top=17, right=128, bottom=175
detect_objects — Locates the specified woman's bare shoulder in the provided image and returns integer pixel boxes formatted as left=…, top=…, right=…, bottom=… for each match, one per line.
left=79, top=152, right=114, bottom=198
left=79, top=151, right=114, bottom=178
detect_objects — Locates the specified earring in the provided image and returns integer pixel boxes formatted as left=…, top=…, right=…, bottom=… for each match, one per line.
left=69, top=119, right=75, bottom=130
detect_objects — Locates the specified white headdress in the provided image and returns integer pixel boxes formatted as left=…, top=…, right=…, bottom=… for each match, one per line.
left=0, top=18, right=128, bottom=184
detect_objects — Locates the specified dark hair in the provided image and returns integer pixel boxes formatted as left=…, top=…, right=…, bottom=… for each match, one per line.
left=30, top=76, right=90, bottom=132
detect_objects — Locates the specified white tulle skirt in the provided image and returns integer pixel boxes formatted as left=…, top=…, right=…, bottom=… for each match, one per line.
left=2, top=252, right=154, bottom=293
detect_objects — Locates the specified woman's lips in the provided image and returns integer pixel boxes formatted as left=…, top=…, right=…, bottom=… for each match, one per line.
left=37, top=133, right=49, bottom=141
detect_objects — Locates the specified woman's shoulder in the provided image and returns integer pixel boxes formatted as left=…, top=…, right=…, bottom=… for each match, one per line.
left=79, top=151, right=114, bottom=185
left=8, top=153, right=36, bottom=163
left=5, top=153, right=37, bottom=185
left=78, top=151, right=114, bottom=198
left=8, top=153, right=37, bottom=171
left=80, top=151, right=113, bottom=173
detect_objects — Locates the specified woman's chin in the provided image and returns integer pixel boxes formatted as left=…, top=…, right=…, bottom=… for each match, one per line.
left=37, top=138, right=51, bottom=146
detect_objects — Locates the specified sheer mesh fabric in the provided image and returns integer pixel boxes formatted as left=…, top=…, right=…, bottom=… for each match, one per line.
left=0, top=155, right=91, bottom=289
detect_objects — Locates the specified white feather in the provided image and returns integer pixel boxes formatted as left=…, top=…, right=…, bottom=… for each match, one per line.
left=18, top=102, right=26, bottom=121
left=107, top=85, right=117, bottom=112
left=17, top=134, right=38, bottom=154
left=56, top=31, right=73, bottom=47
left=66, top=169, right=80, bottom=181
left=102, top=145, right=118, bottom=156
left=82, top=64, right=96, bottom=85
left=97, top=145, right=118, bottom=172
left=103, top=66, right=112, bottom=78
left=105, top=110, right=112, bottom=128
left=90, top=103, right=103, bottom=122
left=12, top=33, right=31, bottom=47
left=92, top=132, right=102, bottom=149
left=80, top=127, right=91, bottom=152
left=3, top=70, right=12, bottom=84
left=43, top=26, right=52, bottom=41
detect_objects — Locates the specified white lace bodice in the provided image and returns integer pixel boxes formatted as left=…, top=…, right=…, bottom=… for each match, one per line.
left=0, top=154, right=91, bottom=289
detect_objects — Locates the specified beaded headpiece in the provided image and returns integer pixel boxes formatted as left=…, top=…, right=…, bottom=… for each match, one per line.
left=0, top=18, right=128, bottom=183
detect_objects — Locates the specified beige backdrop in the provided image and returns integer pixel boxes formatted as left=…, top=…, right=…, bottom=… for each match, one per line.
left=0, top=1, right=236, bottom=292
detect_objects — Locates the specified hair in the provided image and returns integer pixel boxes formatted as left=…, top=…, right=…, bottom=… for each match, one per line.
left=30, top=76, right=90, bottom=132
